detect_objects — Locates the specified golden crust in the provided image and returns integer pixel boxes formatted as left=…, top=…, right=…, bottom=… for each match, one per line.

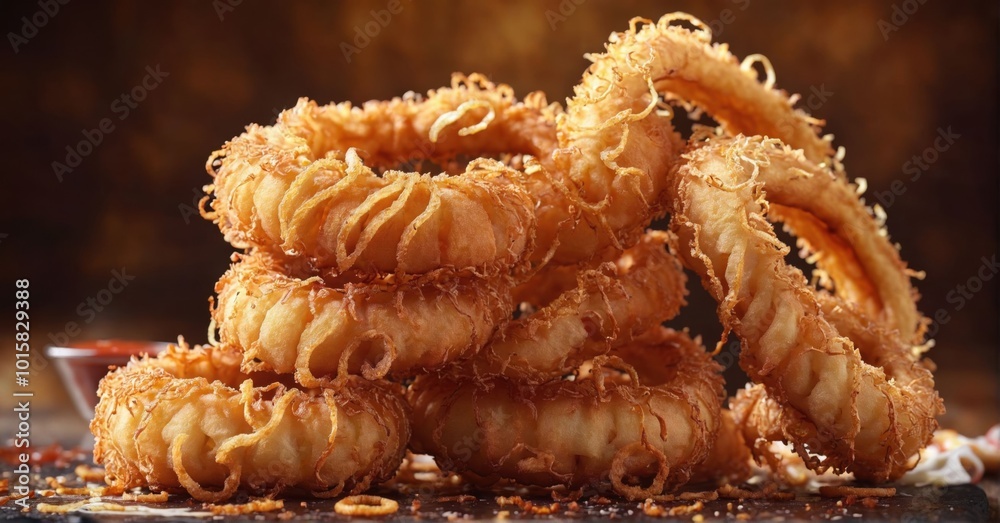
left=688, top=409, right=752, bottom=486
left=206, top=74, right=556, bottom=277
left=334, top=495, right=399, bottom=516
left=212, top=250, right=512, bottom=384
left=546, top=23, right=681, bottom=264
left=91, top=11, right=945, bottom=499
left=671, top=135, right=941, bottom=481
left=91, top=342, right=410, bottom=502
left=466, top=231, right=687, bottom=383
left=639, top=13, right=834, bottom=165
left=408, top=327, right=723, bottom=499
left=544, top=12, right=838, bottom=264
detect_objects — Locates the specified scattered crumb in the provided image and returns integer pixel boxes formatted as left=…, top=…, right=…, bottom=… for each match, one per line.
left=44, top=476, right=64, bottom=489
left=642, top=499, right=666, bottom=517
left=36, top=500, right=125, bottom=513
left=643, top=499, right=705, bottom=517
left=74, top=465, right=106, bottom=483
left=682, top=490, right=719, bottom=501
left=551, top=488, right=583, bottom=502
left=668, top=501, right=704, bottom=517
left=54, top=487, right=91, bottom=496
left=529, top=502, right=559, bottom=515
left=55, top=485, right=123, bottom=497
left=495, top=495, right=523, bottom=507
left=121, top=491, right=169, bottom=503
left=208, top=498, right=284, bottom=515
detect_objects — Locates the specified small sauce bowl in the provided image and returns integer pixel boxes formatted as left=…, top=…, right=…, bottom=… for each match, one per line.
left=46, top=340, right=169, bottom=420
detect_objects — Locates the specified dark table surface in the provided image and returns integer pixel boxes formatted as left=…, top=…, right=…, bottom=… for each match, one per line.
left=1, top=452, right=995, bottom=522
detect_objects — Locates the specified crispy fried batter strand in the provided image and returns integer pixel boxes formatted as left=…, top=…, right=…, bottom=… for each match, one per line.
left=671, top=136, right=941, bottom=481
left=92, top=343, right=410, bottom=502
left=213, top=251, right=511, bottom=384
left=409, top=328, right=723, bottom=499
left=467, top=231, right=686, bottom=383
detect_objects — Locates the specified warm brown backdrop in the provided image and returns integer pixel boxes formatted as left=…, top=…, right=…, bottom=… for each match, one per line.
left=2, top=1, right=997, bottom=437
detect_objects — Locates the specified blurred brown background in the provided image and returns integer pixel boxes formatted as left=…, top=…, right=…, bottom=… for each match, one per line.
left=1, top=1, right=997, bottom=439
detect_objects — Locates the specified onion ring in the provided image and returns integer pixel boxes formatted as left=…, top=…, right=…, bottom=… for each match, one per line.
left=466, top=231, right=687, bottom=383
left=408, top=327, right=723, bottom=499
left=91, top=342, right=410, bottom=502
left=753, top=169, right=924, bottom=344
left=731, top=291, right=941, bottom=479
left=545, top=26, right=681, bottom=264
left=540, top=11, right=840, bottom=265
left=669, top=135, right=941, bottom=481
left=206, top=74, right=559, bottom=277
left=212, top=250, right=511, bottom=384
left=635, top=13, right=832, bottom=163
left=333, top=495, right=399, bottom=516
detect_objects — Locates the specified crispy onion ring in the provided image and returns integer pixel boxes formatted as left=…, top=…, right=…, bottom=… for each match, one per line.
left=542, top=11, right=839, bottom=265
left=466, top=231, right=687, bottom=383
left=91, top=343, right=410, bottom=502
left=206, top=74, right=560, bottom=277
left=334, top=495, right=399, bottom=516
left=670, top=135, right=941, bottom=481
left=631, top=13, right=832, bottom=164
left=547, top=25, right=681, bottom=264
left=408, top=327, right=723, bottom=499
left=731, top=291, right=941, bottom=480
left=212, top=251, right=511, bottom=384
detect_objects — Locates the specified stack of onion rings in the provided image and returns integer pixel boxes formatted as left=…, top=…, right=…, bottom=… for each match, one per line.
left=91, top=10, right=944, bottom=503
left=94, top=76, right=573, bottom=501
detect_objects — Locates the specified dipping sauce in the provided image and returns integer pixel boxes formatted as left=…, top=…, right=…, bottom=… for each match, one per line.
left=46, top=340, right=169, bottom=420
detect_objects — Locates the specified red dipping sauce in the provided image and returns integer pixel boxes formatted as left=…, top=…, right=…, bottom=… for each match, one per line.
left=46, top=340, right=169, bottom=420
